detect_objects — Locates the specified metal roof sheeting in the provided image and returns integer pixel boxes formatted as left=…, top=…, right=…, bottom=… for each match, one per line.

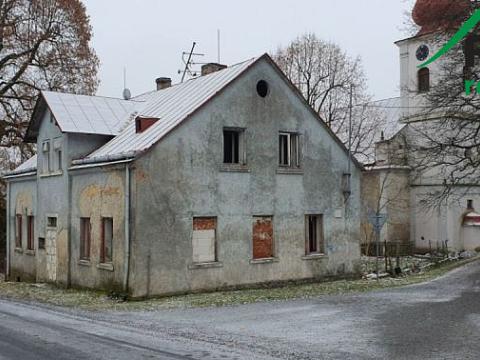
left=85, top=57, right=257, bottom=163
left=42, top=91, right=143, bottom=136
left=4, top=154, right=37, bottom=176
left=358, top=97, right=405, bottom=165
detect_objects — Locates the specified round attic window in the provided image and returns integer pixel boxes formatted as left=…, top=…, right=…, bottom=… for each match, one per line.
left=256, top=80, right=269, bottom=98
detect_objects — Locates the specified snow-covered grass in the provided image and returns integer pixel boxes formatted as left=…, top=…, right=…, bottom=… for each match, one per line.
left=0, top=257, right=478, bottom=311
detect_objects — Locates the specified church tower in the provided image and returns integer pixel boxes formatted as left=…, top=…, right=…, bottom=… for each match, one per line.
left=395, top=0, right=471, bottom=119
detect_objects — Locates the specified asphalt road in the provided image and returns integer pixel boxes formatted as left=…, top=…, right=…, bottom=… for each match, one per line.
left=1, top=261, right=480, bottom=359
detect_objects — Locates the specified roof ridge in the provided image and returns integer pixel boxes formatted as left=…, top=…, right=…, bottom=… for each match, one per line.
left=41, top=90, right=144, bottom=103
left=132, top=56, right=259, bottom=100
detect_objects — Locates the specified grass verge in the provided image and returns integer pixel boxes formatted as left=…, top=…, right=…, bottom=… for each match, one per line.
left=0, top=257, right=478, bottom=311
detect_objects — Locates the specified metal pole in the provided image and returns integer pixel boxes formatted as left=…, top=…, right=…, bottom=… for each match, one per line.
left=347, top=84, right=353, bottom=195
left=217, top=29, right=221, bottom=63
left=375, top=219, right=380, bottom=281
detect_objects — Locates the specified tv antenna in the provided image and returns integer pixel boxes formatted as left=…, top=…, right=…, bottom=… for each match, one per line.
left=178, top=42, right=204, bottom=82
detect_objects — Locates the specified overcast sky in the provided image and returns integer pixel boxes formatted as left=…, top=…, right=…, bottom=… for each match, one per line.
left=82, top=0, right=414, bottom=101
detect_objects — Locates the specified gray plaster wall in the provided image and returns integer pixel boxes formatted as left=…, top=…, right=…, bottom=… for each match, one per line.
left=69, top=166, right=127, bottom=291
left=130, top=59, right=361, bottom=298
left=8, top=177, right=37, bottom=281
left=7, top=109, right=114, bottom=285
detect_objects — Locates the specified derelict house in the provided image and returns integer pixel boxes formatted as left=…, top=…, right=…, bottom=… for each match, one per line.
left=4, top=54, right=362, bottom=297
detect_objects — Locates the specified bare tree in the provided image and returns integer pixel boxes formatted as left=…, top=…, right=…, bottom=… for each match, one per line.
left=0, top=0, right=99, bottom=166
left=0, top=0, right=99, bottom=270
left=273, top=33, right=382, bottom=163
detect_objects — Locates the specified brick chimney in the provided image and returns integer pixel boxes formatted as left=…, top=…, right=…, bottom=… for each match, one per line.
left=156, top=77, right=172, bottom=90
left=201, top=63, right=227, bottom=76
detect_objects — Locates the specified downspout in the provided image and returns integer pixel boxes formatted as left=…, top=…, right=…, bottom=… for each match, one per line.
left=5, top=181, right=10, bottom=280
left=123, top=164, right=131, bottom=293
left=67, top=171, right=72, bottom=287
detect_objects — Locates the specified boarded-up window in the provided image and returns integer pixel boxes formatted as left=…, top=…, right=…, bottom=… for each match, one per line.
left=306, top=215, right=324, bottom=255
left=27, top=216, right=34, bottom=251
left=101, top=217, right=113, bottom=263
left=80, top=218, right=91, bottom=260
left=253, top=216, right=274, bottom=259
left=15, top=214, right=22, bottom=248
left=192, top=217, right=216, bottom=263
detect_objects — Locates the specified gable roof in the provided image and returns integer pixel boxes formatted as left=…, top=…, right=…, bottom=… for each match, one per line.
left=77, top=54, right=362, bottom=170
left=13, top=53, right=362, bottom=174
left=82, top=57, right=258, bottom=163
left=25, top=91, right=143, bottom=141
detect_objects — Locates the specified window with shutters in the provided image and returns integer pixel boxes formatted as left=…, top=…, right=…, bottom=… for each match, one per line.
left=192, top=217, right=217, bottom=263
left=305, top=215, right=324, bottom=255
left=252, top=216, right=274, bottom=259
left=101, top=217, right=113, bottom=263
left=80, top=218, right=91, bottom=260
left=15, top=214, right=22, bottom=248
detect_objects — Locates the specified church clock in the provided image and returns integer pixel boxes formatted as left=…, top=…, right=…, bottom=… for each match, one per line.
left=416, top=44, right=429, bottom=61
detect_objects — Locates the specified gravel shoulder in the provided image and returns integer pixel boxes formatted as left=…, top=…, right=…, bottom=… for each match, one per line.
left=0, top=257, right=478, bottom=311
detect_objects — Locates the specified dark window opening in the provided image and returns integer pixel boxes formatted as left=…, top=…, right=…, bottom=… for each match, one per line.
left=306, top=215, right=324, bottom=255
left=57, top=150, right=62, bottom=171
left=464, top=34, right=480, bottom=69
left=468, top=199, right=474, bottom=209
left=223, top=129, right=244, bottom=164
left=80, top=218, right=91, bottom=260
left=27, top=216, right=34, bottom=251
left=279, top=132, right=300, bottom=168
left=47, top=217, right=57, bottom=228
left=38, top=237, right=46, bottom=250
left=418, top=68, right=430, bottom=93
left=256, top=80, right=269, bottom=98
left=101, top=217, right=113, bottom=263
left=15, top=214, right=22, bottom=248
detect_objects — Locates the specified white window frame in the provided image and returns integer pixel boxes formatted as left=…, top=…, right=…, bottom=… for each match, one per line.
left=279, top=132, right=300, bottom=168
left=42, top=140, right=51, bottom=173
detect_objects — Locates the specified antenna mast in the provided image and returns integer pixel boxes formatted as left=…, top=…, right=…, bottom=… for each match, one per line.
left=179, top=42, right=204, bottom=82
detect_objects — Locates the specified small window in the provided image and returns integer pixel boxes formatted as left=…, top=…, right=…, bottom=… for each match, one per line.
left=192, top=217, right=217, bottom=263
left=223, top=129, right=245, bottom=165
left=279, top=132, right=300, bottom=168
left=53, top=138, right=62, bottom=171
left=306, top=215, right=324, bottom=255
left=468, top=200, right=474, bottom=209
left=252, top=216, right=274, bottom=259
left=15, top=214, right=22, bottom=248
left=101, top=217, right=113, bottom=263
left=80, top=218, right=91, bottom=260
left=27, top=216, right=34, bottom=251
left=256, top=80, right=269, bottom=98
left=47, top=217, right=57, bottom=228
left=418, top=68, right=430, bottom=93
left=38, top=237, right=46, bottom=250
left=57, top=149, right=62, bottom=171
left=42, top=141, right=51, bottom=173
